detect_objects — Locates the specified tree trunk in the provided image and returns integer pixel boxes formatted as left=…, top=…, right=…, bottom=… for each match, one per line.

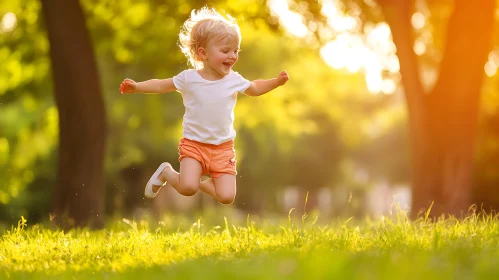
left=379, top=0, right=495, bottom=218
left=41, top=0, right=107, bottom=228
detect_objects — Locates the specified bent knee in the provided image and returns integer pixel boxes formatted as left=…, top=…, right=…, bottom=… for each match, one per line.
left=178, top=183, right=199, bottom=196
left=217, top=194, right=235, bottom=205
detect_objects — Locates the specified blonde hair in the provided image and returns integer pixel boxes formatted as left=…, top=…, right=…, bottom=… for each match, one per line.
left=178, top=7, right=242, bottom=69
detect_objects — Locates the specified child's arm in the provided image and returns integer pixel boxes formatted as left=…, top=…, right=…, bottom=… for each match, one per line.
left=120, top=78, right=177, bottom=94
left=244, top=71, right=289, bottom=97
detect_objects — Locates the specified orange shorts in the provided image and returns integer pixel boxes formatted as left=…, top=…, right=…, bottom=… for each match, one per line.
left=178, top=137, right=237, bottom=178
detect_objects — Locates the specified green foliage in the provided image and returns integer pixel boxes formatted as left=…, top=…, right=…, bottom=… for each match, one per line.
left=9, top=0, right=495, bottom=222
left=82, top=0, right=402, bottom=214
left=3, top=211, right=499, bottom=278
left=0, top=0, right=56, bottom=212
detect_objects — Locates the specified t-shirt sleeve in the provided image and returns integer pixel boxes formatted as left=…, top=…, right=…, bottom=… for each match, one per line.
left=232, top=71, right=251, bottom=94
left=172, top=70, right=186, bottom=92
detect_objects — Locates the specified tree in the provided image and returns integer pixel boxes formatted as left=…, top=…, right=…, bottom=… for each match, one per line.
left=377, top=0, right=495, bottom=217
left=41, top=0, right=106, bottom=227
left=278, top=0, right=496, bottom=217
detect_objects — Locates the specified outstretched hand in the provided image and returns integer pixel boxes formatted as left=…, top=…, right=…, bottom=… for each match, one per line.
left=277, top=71, right=289, bottom=86
left=120, top=78, right=137, bottom=94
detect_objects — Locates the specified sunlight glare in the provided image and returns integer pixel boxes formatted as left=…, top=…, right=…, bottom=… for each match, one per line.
left=319, top=21, right=398, bottom=94
left=366, top=71, right=383, bottom=94
left=491, top=48, right=499, bottom=60
left=485, top=62, right=497, bottom=77
left=414, top=40, right=426, bottom=56
left=320, top=34, right=370, bottom=74
left=381, top=79, right=396, bottom=94
left=485, top=48, right=499, bottom=77
left=386, top=55, right=400, bottom=73
left=267, top=0, right=309, bottom=38
left=411, top=12, right=425, bottom=29
left=321, top=0, right=358, bottom=32
left=1, top=12, right=17, bottom=33
left=269, top=0, right=399, bottom=94
left=488, top=48, right=499, bottom=67
left=365, top=23, right=394, bottom=54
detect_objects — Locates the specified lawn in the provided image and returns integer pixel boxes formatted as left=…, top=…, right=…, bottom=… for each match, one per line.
left=2, top=208, right=499, bottom=279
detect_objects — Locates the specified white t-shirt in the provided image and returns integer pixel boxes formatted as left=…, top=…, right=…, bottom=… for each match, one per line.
left=173, top=69, right=251, bottom=145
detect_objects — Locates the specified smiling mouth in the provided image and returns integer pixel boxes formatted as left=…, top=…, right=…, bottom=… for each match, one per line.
left=223, top=62, right=233, bottom=67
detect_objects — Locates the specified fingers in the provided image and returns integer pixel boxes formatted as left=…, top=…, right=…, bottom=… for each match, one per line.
left=120, top=80, right=127, bottom=94
left=278, top=71, right=289, bottom=85
left=120, top=78, right=134, bottom=94
left=120, top=81, right=125, bottom=94
left=279, top=71, right=289, bottom=79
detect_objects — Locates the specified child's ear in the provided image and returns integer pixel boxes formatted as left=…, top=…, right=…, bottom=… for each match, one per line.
left=198, top=47, right=207, bottom=59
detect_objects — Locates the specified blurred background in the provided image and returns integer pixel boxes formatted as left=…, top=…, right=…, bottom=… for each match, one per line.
left=0, top=0, right=498, bottom=228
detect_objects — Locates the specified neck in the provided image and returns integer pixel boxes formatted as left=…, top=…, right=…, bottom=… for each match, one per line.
left=197, top=67, right=228, bottom=81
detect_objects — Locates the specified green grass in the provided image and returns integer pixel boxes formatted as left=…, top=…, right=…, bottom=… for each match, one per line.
left=2, top=209, right=499, bottom=279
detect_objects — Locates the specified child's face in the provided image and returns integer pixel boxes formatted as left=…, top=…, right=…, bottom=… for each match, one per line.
left=201, top=36, right=240, bottom=79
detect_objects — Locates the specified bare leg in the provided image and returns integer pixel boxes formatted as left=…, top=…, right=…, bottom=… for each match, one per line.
left=155, top=160, right=236, bottom=203
left=198, top=174, right=236, bottom=204
left=156, top=158, right=203, bottom=196
left=198, top=178, right=217, bottom=198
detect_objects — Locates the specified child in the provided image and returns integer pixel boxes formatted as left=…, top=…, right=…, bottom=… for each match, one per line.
left=120, top=7, right=289, bottom=204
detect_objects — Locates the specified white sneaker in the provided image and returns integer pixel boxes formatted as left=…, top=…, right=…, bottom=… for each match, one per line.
left=144, top=162, right=171, bottom=198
